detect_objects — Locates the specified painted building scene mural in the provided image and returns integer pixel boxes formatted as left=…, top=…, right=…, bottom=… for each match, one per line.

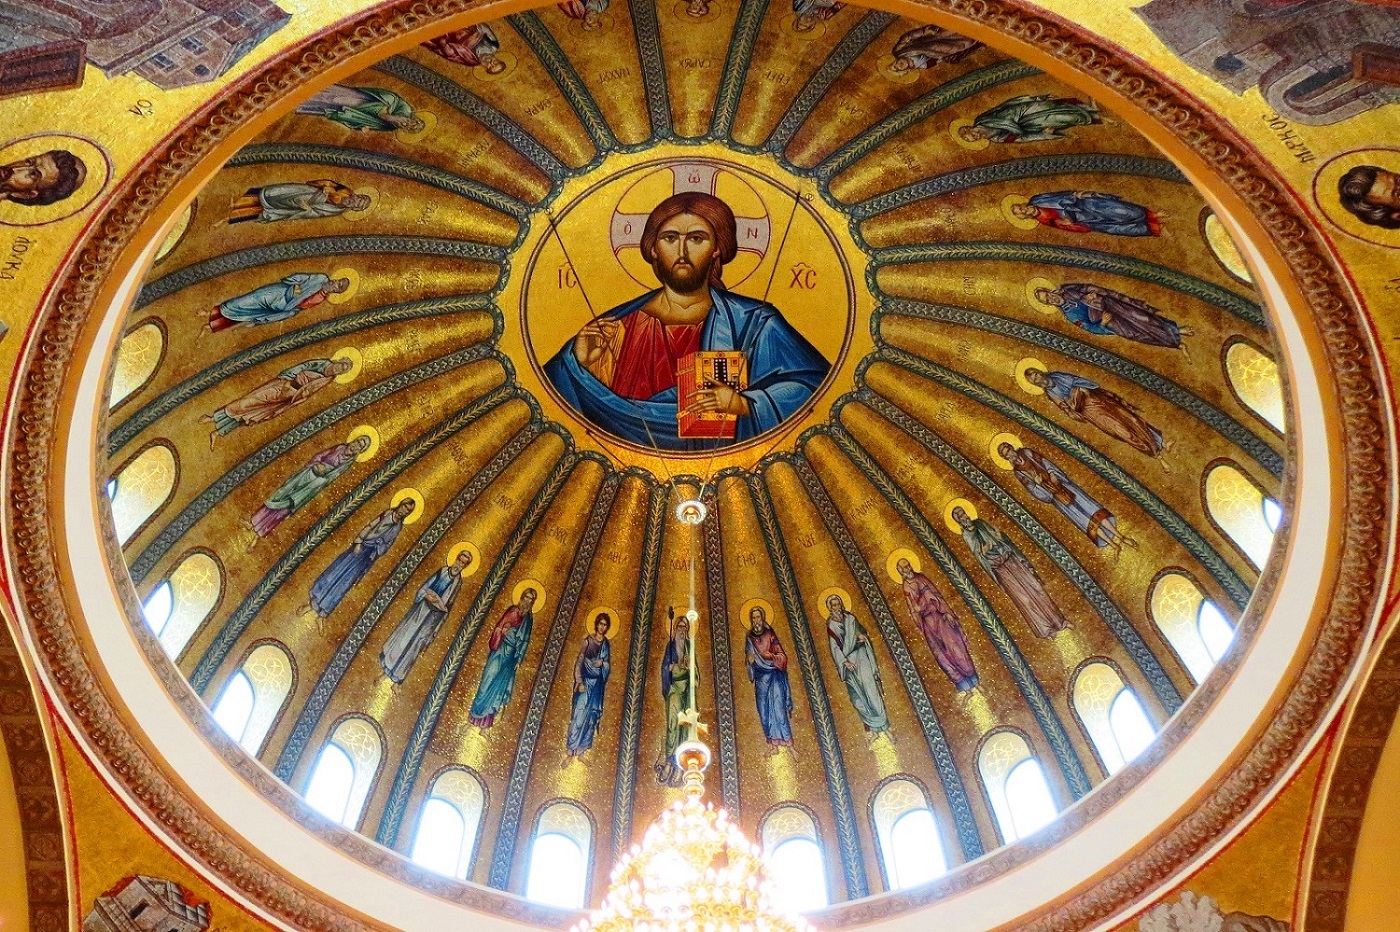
left=37, top=0, right=1346, bottom=926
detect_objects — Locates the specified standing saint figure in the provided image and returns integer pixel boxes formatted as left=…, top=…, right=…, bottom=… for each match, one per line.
left=825, top=593, right=889, bottom=735
left=896, top=558, right=978, bottom=692
left=543, top=191, right=830, bottom=450
left=1036, top=283, right=1192, bottom=352
left=1023, top=367, right=1169, bottom=462
left=228, top=180, right=371, bottom=224
left=295, top=84, right=425, bottom=133
left=249, top=434, right=371, bottom=544
left=304, top=497, right=416, bottom=620
left=655, top=610, right=691, bottom=785
left=468, top=587, right=537, bottom=728
left=953, top=506, right=1069, bottom=637
left=745, top=605, right=793, bottom=752
left=1011, top=190, right=1161, bottom=237
left=200, top=356, right=353, bottom=448
left=999, top=442, right=1137, bottom=553
left=566, top=613, right=612, bottom=757
left=959, top=94, right=1101, bottom=144
left=379, top=550, right=473, bottom=684
left=888, top=24, right=982, bottom=73
left=558, top=0, right=610, bottom=29
left=204, top=272, right=350, bottom=333
left=423, top=24, right=507, bottom=73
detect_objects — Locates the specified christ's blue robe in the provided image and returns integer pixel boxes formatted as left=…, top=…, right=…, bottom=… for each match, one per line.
left=542, top=287, right=830, bottom=451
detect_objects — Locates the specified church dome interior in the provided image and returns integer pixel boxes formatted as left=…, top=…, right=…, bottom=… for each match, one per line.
left=8, top=1, right=1397, bottom=931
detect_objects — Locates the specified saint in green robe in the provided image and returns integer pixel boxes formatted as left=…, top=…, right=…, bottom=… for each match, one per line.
left=973, top=94, right=1101, bottom=143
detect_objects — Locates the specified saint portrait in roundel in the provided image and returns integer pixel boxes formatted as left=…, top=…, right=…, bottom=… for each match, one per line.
left=542, top=190, right=831, bottom=451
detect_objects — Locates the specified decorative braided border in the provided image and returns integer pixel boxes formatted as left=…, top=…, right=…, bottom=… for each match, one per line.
left=1, top=2, right=1386, bottom=931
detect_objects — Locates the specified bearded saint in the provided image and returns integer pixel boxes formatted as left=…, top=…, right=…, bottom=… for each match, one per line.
left=543, top=192, right=830, bottom=451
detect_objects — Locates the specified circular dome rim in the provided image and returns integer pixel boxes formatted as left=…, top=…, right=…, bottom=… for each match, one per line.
left=5, top=1, right=1386, bottom=930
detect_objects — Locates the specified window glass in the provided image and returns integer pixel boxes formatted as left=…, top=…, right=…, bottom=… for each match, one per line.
left=527, top=802, right=591, bottom=908
left=979, top=731, right=1059, bottom=843
left=768, top=838, right=828, bottom=913
left=1004, top=759, right=1058, bottom=840
left=1072, top=663, right=1158, bottom=775
left=526, top=834, right=586, bottom=909
left=871, top=778, right=946, bottom=890
left=1224, top=341, right=1285, bottom=433
left=412, top=798, right=467, bottom=877
left=110, top=444, right=176, bottom=544
left=153, top=553, right=221, bottom=658
left=889, top=808, right=946, bottom=889
left=211, top=671, right=254, bottom=744
left=305, top=718, right=381, bottom=829
left=110, top=322, right=164, bottom=407
left=1108, top=690, right=1155, bottom=766
left=760, top=806, right=828, bottom=911
left=1205, top=463, right=1277, bottom=568
left=1150, top=573, right=1228, bottom=683
left=1198, top=600, right=1236, bottom=663
left=1262, top=497, right=1283, bottom=533
left=142, top=582, right=173, bottom=636
left=237, top=643, right=293, bottom=754
left=304, top=744, right=355, bottom=825
left=413, top=769, right=486, bottom=880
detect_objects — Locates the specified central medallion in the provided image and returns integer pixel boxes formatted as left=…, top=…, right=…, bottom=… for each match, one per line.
left=508, top=148, right=868, bottom=463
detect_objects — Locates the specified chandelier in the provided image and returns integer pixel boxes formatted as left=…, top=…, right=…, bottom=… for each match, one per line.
left=573, top=501, right=815, bottom=932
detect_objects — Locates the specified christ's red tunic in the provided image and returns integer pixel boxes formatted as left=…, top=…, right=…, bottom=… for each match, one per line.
left=608, top=310, right=702, bottom=400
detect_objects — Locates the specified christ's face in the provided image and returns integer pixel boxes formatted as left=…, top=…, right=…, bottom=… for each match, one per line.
left=0, top=153, right=60, bottom=201
left=652, top=212, right=717, bottom=293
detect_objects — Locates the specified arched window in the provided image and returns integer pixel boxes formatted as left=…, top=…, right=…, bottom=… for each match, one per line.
left=411, top=768, right=486, bottom=880
left=142, top=551, right=221, bottom=658
left=1205, top=462, right=1280, bottom=570
left=525, top=801, right=592, bottom=909
left=211, top=671, right=254, bottom=746
left=1224, top=340, right=1284, bottom=434
left=760, top=806, right=828, bottom=913
left=109, top=443, right=177, bottom=544
left=211, top=642, right=294, bottom=754
left=1150, top=573, right=1234, bottom=681
left=1072, top=662, right=1156, bottom=775
left=110, top=320, right=166, bottom=408
left=978, top=731, right=1058, bottom=843
left=872, top=778, right=947, bottom=890
left=304, top=717, right=382, bottom=829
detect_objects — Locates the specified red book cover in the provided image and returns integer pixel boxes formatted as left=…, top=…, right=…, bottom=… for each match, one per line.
left=677, top=351, right=748, bottom=439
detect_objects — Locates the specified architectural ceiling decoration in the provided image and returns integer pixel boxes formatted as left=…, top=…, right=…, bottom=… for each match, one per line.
left=14, top=0, right=1388, bottom=929
left=100, top=0, right=1288, bottom=920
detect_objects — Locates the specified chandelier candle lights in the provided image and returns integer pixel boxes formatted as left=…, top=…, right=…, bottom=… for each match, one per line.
left=573, top=500, right=815, bottom=932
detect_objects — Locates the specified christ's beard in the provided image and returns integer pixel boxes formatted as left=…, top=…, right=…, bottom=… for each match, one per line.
left=655, top=258, right=712, bottom=293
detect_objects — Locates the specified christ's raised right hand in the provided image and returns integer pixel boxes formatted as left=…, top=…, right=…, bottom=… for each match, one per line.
left=573, top=319, right=622, bottom=366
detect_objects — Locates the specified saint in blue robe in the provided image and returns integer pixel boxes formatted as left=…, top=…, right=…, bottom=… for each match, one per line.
left=746, top=624, right=793, bottom=745
left=379, top=563, right=463, bottom=683
left=468, top=604, right=533, bottom=728
left=1029, top=191, right=1160, bottom=237
left=309, top=508, right=404, bottom=618
left=543, top=287, right=830, bottom=451
left=566, top=634, right=611, bottom=754
left=212, top=273, right=331, bottom=330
